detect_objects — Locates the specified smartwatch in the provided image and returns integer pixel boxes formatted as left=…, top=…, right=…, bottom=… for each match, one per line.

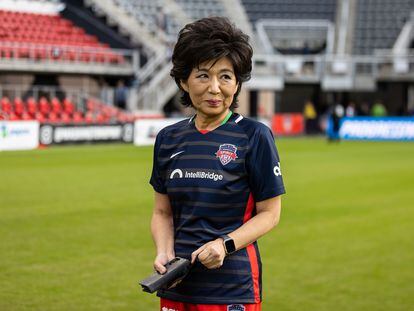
left=220, top=235, right=236, bottom=255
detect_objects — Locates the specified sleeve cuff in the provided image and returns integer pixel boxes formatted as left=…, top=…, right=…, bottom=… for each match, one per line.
left=255, top=186, right=286, bottom=202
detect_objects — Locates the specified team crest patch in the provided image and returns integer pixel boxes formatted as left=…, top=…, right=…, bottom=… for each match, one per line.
left=216, top=144, right=238, bottom=166
left=227, top=304, right=245, bottom=311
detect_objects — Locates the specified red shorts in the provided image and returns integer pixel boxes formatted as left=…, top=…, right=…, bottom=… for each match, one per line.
left=160, top=298, right=261, bottom=311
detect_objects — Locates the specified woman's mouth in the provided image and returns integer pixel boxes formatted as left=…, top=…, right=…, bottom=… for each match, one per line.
left=206, top=100, right=221, bottom=106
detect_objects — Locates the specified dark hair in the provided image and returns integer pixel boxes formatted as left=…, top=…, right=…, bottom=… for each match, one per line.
left=170, top=16, right=253, bottom=109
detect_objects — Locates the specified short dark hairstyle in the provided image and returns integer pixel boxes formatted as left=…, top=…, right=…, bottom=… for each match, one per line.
left=170, top=16, right=253, bottom=109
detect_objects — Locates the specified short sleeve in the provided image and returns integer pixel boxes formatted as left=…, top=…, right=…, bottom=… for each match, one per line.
left=149, top=130, right=167, bottom=194
left=246, top=126, right=285, bottom=202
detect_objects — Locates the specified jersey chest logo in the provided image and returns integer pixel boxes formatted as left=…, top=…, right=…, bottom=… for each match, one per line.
left=216, top=144, right=238, bottom=166
left=227, top=305, right=246, bottom=311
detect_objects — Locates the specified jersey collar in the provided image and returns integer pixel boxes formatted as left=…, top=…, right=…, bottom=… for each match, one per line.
left=188, top=111, right=241, bottom=125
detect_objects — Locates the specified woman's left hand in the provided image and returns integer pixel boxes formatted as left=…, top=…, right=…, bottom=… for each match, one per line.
left=191, top=238, right=226, bottom=269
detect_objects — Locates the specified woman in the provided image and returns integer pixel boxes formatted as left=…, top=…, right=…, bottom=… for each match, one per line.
left=150, top=17, right=285, bottom=311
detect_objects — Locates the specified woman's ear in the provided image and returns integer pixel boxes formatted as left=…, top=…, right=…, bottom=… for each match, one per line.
left=180, top=80, right=189, bottom=92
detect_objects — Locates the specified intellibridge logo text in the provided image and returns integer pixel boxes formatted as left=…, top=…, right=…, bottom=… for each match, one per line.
left=170, top=169, right=223, bottom=181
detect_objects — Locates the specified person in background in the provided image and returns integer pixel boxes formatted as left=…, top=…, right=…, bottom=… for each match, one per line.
left=345, top=101, right=356, bottom=117
left=303, top=100, right=318, bottom=134
left=371, top=101, right=387, bottom=117
left=358, top=101, right=370, bottom=116
left=328, top=102, right=344, bottom=142
left=150, top=16, right=285, bottom=311
left=114, top=80, right=128, bottom=110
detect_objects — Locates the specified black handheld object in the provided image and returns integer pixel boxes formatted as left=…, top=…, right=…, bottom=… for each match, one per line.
left=139, top=257, right=191, bottom=293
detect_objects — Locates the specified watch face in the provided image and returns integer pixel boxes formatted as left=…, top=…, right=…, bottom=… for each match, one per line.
left=224, top=238, right=236, bottom=254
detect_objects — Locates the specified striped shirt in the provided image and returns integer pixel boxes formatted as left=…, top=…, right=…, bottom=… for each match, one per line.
left=150, top=113, right=285, bottom=304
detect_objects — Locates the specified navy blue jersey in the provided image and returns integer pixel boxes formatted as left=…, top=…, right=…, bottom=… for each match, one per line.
left=150, top=113, right=285, bottom=304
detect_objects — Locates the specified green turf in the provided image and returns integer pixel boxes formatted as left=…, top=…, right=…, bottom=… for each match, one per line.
left=0, top=139, right=413, bottom=310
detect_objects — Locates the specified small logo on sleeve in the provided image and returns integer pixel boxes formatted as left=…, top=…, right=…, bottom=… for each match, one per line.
left=216, top=144, right=238, bottom=166
left=227, top=304, right=246, bottom=311
left=273, top=162, right=282, bottom=176
left=170, top=150, right=185, bottom=159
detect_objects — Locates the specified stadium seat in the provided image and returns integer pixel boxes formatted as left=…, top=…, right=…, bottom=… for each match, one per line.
left=47, top=111, right=59, bottom=123
left=8, top=112, right=19, bottom=121
left=20, top=111, right=33, bottom=120
left=1, top=97, right=13, bottom=114
left=27, top=97, right=38, bottom=115
left=51, top=97, right=62, bottom=113
left=13, top=97, right=25, bottom=116
left=39, top=97, right=51, bottom=115
left=72, top=111, right=84, bottom=123
left=63, top=98, right=75, bottom=114
left=34, top=112, right=46, bottom=123
left=84, top=111, right=94, bottom=123
left=60, top=112, right=71, bottom=123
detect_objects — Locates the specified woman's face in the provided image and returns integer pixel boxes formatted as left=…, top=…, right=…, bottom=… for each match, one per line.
left=180, top=57, right=239, bottom=119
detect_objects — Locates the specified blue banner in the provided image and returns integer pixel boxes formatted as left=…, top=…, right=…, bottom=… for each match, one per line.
left=327, top=117, right=414, bottom=141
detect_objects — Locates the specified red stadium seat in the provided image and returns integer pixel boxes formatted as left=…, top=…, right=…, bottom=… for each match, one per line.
left=8, top=112, right=20, bottom=121
left=96, top=113, right=107, bottom=124
left=47, top=111, right=59, bottom=123
left=60, top=112, right=71, bottom=123
left=84, top=111, right=94, bottom=123
left=20, top=111, right=33, bottom=120
left=27, top=97, right=38, bottom=115
left=51, top=97, right=62, bottom=113
left=86, top=99, right=97, bottom=111
left=34, top=112, right=46, bottom=123
left=1, top=97, right=12, bottom=114
left=13, top=97, right=25, bottom=115
left=39, top=97, right=50, bottom=114
left=72, top=111, right=84, bottom=123
left=63, top=98, right=75, bottom=114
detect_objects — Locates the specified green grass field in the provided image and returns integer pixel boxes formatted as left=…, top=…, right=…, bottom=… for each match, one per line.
left=1, top=138, right=413, bottom=310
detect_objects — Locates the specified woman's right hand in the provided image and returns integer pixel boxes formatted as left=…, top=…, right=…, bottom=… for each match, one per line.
left=153, top=252, right=175, bottom=274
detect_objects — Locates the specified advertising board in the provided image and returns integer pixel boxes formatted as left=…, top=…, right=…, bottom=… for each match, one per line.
left=39, top=123, right=134, bottom=145
left=0, top=121, right=39, bottom=151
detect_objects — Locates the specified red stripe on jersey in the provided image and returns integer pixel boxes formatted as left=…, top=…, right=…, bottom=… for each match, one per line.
left=246, top=244, right=261, bottom=303
left=243, top=193, right=255, bottom=223
left=243, top=193, right=261, bottom=303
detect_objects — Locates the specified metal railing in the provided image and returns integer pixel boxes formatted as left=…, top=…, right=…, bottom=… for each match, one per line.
left=253, top=52, right=414, bottom=80
left=0, top=42, right=138, bottom=69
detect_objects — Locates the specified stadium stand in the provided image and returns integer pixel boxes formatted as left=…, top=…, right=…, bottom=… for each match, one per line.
left=175, top=0, right=227, bottom=21
left=112, top=0, right=184, bottom=42
left=352, top=0, right=414, bottom=55
left=241, top=0, right=337, bottom=26
left=0, top=9, right=124, bottom=64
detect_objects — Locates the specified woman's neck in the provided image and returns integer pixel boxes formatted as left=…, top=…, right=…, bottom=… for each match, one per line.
left=195, top=110, right=231, bottom=131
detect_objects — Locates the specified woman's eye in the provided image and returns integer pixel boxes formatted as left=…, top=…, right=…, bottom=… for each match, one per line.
left=221, top=75, right=232, bottom=80
left=197, top=74, right=208, bottom=79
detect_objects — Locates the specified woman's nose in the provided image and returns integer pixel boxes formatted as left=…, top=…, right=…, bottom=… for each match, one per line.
left=208, top=77, right=220, bottom=94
